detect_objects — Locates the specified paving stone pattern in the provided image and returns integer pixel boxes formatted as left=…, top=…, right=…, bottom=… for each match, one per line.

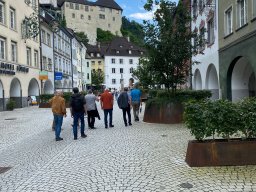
left=0, top=103, right=256, bottom=192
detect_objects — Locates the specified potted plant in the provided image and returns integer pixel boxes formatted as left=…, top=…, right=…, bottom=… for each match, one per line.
left=6, top=99, right=16, bottom=111
left=184, top=98, right=256, bottom=167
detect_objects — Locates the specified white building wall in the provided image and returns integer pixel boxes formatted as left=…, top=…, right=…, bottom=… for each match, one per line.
left=104, top=56, right=139, bottom=90
left=191, top=0, right=220, bottom=99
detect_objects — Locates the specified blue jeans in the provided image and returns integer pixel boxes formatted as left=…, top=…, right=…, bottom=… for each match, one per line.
left=54, top=114, right=63, bottom=139
left=73, top=112, right=85, bottom=138
left=104, top=109, right=113, bottom=127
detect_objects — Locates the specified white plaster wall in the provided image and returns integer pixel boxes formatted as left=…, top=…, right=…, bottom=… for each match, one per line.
left=191, top=0, right=220, bottom=98
left=104, top=56, right=139, bottom=90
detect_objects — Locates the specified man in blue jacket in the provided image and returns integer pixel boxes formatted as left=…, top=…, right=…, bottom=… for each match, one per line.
left=130, top=83, right=142, bottom=121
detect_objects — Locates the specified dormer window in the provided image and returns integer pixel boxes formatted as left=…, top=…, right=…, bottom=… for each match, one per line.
left=140, top=51, right=143, bottom=55
left=116, top=50, right=120, bottom=54
left=128, top=50, right=132, bottom=54
left=91, top=53, right=94, bottom=57
left=97, top=53, right=100, bottom=57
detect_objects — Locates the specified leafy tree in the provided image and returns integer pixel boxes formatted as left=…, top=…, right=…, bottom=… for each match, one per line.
left=141, top=0, right=203, bottom=93
left=91, top=70, right=104, bottom=90
left=59, top=16, right=67, bottom=27
left=96, top=28, right=115, bottom=43
left=75, top=32, right=89, bottom=46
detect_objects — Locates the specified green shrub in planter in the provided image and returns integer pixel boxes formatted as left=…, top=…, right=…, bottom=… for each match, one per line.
left=6, top=99, right=16, bottom=111
left=148, top=89, right=158, bottom=98
left=40, top=94, right=54, bottom=103
left=238, top=98, right=256, bottom=138
left=184, top=98, right=256, bottom=141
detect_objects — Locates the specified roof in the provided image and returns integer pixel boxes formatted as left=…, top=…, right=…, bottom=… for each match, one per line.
left=87, top=43, right=109, bottom=59
left=57, top=0, right=122, bottom=10
left=105, top=37, right=145, bottom=57
left=94, top=0, right=122, bottom=11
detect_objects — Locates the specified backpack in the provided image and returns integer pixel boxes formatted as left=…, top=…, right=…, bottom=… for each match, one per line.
left=71, top=94, right=85, bottom=112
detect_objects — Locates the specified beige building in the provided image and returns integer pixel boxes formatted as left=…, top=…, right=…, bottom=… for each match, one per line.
left=219, top=0, right=256, bottom=101
left=0, top=0, right=41, bottom=110
left=58, top=0, right=122, bottom=45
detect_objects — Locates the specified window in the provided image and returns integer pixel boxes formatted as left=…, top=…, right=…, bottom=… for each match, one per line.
left=11, top=41, right=17, bottom=62
left=100, top=7, right=105, bottom=12
left=199, top=27, right=205, bottom=50
left=66, top=2, right=69, bottom=7
left=225, top=7, right=233, bottom=35
left=112, top=79, right=116, bottom=84
left=70, top=3, right=74, bottom=9
left=87, top=73, right=90, bottom=80
left=75, top=3, right=79, bottom=10
left=41, top=30, right=46, bottom=43
left=111, top=58, right=115, bottom=64
left=88, top=15, right=91, bottom=20
left=113, top=17, right=115, bottom=21
left=26, top=47, right=31, bottom=66
left=129, top=59, right=133, bottom=64
left=108, top=23, right=111, bottom=28
left=207, top=18, right=214, bottom=44
left=98, top=61, right=102, bottom=65
left=237, top=0, right=247, bottom=27
left=85, top=6, right=89, bottom=12
left=97, top=53, right=100, bottom=57
left=192, top=0, right=197, bottom=18
left=72, top=13, right=75, bottom=18
left=253, top=0, right=256, bottom=18
left=119, top=59, right=123, bottom=64
left=34, top=50, right=38, bottom=67
left=0, top=1, right=5, bottom=24
left=47, top=33, right=51, bottom=46
left=91, top=61, right=95, bottom=65
left=109, top=8, right=112, bottom=13
left=98, top=69, right=102, bottom=72
left=112, top=68, right=116, bottom=73
left=99, top=14, right=105, bottom=19
left=81, top=14, right=84, bottom=19
left=10, top=7, right=16, bottom=29
left=42, top=56, right=47, bottom=70
left=130, top=68, right=133, bottom=73
left=128, top=50, right=132, bottom=54
left=120, top=68, right=123, bottom=73
left=48, top=58, right=52, bottom=71
left=0, top=37, right=5, bottom=60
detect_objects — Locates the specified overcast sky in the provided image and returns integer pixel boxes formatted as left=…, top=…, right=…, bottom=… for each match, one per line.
left=116, top=0, right=179, bottom=23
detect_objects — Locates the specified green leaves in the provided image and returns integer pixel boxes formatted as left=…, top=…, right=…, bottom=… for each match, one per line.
left=184, top=98, right=256, bottom=141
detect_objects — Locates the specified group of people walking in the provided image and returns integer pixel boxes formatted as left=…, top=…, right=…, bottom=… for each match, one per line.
left=49, top=84, right=142, bottom=141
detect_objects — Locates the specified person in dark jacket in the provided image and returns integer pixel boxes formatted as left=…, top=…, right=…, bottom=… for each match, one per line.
left=117, top=87, right=132, bottom=126
left=70, top=87, right=87, bottom=140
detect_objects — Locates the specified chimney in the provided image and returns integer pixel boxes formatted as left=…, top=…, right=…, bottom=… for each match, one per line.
left=97, top=42, right=101, bottom=49
left=127, top=36, right=130, bottom=42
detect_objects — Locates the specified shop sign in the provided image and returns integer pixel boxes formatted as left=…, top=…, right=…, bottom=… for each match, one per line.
left=0, top=62, right=15, bottom=75
left=55, top=72, right=63, bottom=80
left=16, top=65, right=29, bottom=73
left=39, top=71, right=48, bottom=80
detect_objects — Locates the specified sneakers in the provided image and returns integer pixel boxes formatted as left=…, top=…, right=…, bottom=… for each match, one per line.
left=105, top=125, right=108, bottom=129
left=81, top=134, right=87, bottom=138
left=129, top=123, right=132, bottom=126
left=56, top=137, right=63, bottom=141
left=74, top=137, right=77, bottom=140
left=109, top=125, right=114, bottom=128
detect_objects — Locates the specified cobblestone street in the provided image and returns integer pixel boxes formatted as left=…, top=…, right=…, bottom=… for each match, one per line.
left=0, top=104, right=256, bottom=192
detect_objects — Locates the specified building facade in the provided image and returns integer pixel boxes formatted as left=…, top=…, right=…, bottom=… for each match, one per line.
left=191, top=0, right=220, bottom=99
left=104, top=37, right=145, bottom=90
left=53, top=27, right=73, bottom=92
left=58, top=0, right=122, bottom=44
left=0, top=0, right=41, bottom=110
left=219, top=0, right=256, bottom=101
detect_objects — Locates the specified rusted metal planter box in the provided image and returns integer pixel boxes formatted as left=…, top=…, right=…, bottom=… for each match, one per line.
left=185, top=139, right=256, bottom=167
left=143, top=101, right=184, bottom=124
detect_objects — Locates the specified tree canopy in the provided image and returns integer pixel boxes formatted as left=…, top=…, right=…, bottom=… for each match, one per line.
left=75, top=32, right=89, bottom=46
left=133, top=0, right=203, bottom=92
left=91, top=70, right=104, bottom=90
left=96, top=28, right=116, bottom=43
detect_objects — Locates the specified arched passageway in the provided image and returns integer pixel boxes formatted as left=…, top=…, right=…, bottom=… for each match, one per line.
left=206, top=64, right=219, bottom=100
left=193, top=69, right=202, bottom=90
left=10, top=78, right=22, bottom=108
left=228, top=57, right=254, bottom=101
left=44, top=80, right=54, bottom=94
left=28, top=78, right=40, bottom=96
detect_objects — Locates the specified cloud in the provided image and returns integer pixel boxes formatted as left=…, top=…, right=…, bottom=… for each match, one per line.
left=129, top=12, right=154, bottom=20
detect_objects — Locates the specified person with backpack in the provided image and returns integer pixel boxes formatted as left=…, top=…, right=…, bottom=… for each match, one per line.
left=118, top=87, right=132, bottom=127
left=70, top=87, right=87, bottom=140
